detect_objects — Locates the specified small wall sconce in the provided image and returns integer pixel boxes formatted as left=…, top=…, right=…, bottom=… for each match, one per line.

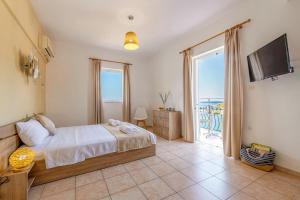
left=22, top=53, right=40, bottom=80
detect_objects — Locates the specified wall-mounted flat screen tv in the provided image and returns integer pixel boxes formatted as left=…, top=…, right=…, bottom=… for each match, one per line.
left=247, top=34, right=293, bottom=82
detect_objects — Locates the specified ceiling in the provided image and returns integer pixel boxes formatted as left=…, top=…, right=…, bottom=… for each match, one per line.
left=31, top=0, right=238, bottom=54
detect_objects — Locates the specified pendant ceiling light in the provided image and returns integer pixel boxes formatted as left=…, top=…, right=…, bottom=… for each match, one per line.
left=124, top=15, right=139, bottom=50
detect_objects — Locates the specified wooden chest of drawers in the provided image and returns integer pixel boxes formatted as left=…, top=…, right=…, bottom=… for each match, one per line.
left=153, top=110, right=181, bottom=140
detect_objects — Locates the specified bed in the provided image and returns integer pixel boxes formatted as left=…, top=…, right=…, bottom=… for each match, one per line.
left=0, top=118, right=156, bottom=186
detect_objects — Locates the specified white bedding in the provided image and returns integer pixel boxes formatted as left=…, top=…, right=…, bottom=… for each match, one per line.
left=31, top=125, right=117, bottom=168
left=25, top=124, right=156, bottom=169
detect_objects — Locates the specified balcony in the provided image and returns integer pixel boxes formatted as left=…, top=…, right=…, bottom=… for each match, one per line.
left=195, top=98, right=224, bottom=147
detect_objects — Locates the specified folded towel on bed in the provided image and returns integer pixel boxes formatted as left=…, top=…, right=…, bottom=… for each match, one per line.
left=108, top=119, right=122, bottom=127
left=103, top=124, right=156, bottom=152
left=119, top=125, right=139, bottom=134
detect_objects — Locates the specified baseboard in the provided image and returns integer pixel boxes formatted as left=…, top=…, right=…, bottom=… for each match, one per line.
left=275, top=165, right=300, bottom=178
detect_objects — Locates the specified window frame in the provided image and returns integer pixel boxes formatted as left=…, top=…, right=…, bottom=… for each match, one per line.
left=101, top=67, right=124, bottom=103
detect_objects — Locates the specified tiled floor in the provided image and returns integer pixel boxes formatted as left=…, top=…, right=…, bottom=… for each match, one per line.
left=29, top=137, right=300, bottom=200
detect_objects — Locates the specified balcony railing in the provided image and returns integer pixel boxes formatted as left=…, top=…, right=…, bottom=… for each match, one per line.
left=195, top=98, right=224, bottom=138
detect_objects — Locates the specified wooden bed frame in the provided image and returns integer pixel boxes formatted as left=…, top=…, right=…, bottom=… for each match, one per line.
left=0, top=118, right=156, bottom=186
left=31, top=145, right=155, bottom=186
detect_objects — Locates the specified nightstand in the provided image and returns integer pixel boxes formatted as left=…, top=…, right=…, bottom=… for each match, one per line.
left=0, top=162, right=35, bottom=200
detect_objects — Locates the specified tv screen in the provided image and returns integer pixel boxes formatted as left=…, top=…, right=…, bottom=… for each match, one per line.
left=247, top=34, right=292, bottom=82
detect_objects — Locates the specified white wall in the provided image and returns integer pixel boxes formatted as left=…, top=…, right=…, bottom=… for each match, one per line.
left=0, top=0, right=46, bottom=126
left=149, top=0, right=300, bottom=172
left=46, top=40, right=152, bottom=127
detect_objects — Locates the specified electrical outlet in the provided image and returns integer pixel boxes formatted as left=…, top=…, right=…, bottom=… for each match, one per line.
left=248, top=85, right=255, bottom=90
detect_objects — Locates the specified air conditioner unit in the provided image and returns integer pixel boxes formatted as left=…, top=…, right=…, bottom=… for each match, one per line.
left=42, top=36, right=54, bottom=59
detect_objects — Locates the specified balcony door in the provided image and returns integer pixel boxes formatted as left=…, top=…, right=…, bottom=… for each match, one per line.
left=192, top=47, right=224, bottom=147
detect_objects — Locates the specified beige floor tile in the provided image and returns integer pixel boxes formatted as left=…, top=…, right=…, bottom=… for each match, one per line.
left=129, top=167, right=158, bottom=184
left=106, top=173, right=136, bottom=194
left=256, top=173, right=300, bottom=198
left=139, top=178, right=175, bottom=200
left=242, top=182, right=290, bottom=200
left=33, top=138, right=300, bottom=200
left=230, top=164, right=266, bottom=181
left=189, top=144, right=208, bottom=151
left=209, top=157, right=240, bottom=169
left=156, top=140, right=166, bottom=148
left=156, top=148, right=166, bottom=154
left=171, top=149, right=192, bottom=157
left=194, top=161, right=224, bottom=175
left=76, top=180, right=109, bottom=200
left=29, top=185, right=45, bottom=200
left=142, top=156, right=163, bottom=166
left=99, top=198, right=111, bottom=200
left=40, top=189, right=75, bottom=200
left=42, top=177, right=75, bottom=197
left=180, top=166, right=212, bottom=182
left=157, top=152, right=178, bottom=161
left=181, top=154, right=206, bottom=164
left=149, top=161, right=177, bottom=177
left=207, top=147, right=224, bottom=156
left=163, top=194, right=184, bottom=200
left=110, top=187, right=146, bottom=200
left=179, top=184, right=219, bottom=200
left=168, top=158, right=191, bottom=170
left=102, top=165, right=127, bottom=179
left=194, top=151, right=216, bottom=160
left=216, top=171, right=253, bottom=189
left=199, top=177, right=238, bottom=200
left=156, top=141, right=167, bottom=147
left=228, top=191, right=256, bottom=200
left=164, top=145, right=181, bottom=152
left=156, top=139, right=168, bottom=144
left=162, top=172, right=195, bottom=192
left=271, top=170, right=300, bottom=188
left=124, top=160, right=146, bottom=171
left=76, top=170, right=103, bottom=187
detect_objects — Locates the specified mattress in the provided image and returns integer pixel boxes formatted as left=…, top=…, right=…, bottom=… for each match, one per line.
left=24, top=124, right=156, bottom=169
left=23, top=125, right=116, bottom=168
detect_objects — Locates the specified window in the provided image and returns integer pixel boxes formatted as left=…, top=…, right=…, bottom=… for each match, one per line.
left=101, top=68, right=123, bottom=102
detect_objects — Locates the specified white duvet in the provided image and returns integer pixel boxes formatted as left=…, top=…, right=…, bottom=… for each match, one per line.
left=27, top=124, right=156, bottom=169
left=44, top=125, right=117, bottom=168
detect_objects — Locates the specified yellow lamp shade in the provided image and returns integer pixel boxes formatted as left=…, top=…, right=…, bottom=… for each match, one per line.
left=9, top=147, right=35, bottom=170
left=124, top=31, right=139, bottom=50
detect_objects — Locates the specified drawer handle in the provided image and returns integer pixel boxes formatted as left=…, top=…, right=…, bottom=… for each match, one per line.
left=0, top=176, right=9, bottom=186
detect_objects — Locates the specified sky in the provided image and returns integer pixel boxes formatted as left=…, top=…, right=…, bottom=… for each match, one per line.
left=197, top=51, right=224, bottom=101
left=101, top=70, right=123, bottom=101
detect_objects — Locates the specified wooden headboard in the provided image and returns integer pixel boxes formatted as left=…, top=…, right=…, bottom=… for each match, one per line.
left=0, top=121, right=22, bottom=172
left=0, top=114, right=42, bottom=171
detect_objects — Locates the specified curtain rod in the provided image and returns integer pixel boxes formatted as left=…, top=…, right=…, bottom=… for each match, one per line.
left=89, top=57, right=132, bottom=65
left=179, top=19, right=251, bottom=54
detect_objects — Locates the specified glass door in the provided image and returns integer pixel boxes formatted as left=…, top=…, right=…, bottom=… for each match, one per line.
left=192, top=47, right=224, bottom=147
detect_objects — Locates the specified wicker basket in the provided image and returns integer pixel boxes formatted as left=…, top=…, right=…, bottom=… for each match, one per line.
left=9, top=147, right=35, bottom=171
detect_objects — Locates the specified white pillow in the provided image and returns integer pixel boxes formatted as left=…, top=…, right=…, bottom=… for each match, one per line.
left=35, top=114, right=56, bottom=134
left=16, top=119, right=49, bottom=146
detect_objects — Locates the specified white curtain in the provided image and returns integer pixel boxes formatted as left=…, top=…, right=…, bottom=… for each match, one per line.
left=223, top=27, right=244, bottom=159
left=183, top=49, right=195, bottom=142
